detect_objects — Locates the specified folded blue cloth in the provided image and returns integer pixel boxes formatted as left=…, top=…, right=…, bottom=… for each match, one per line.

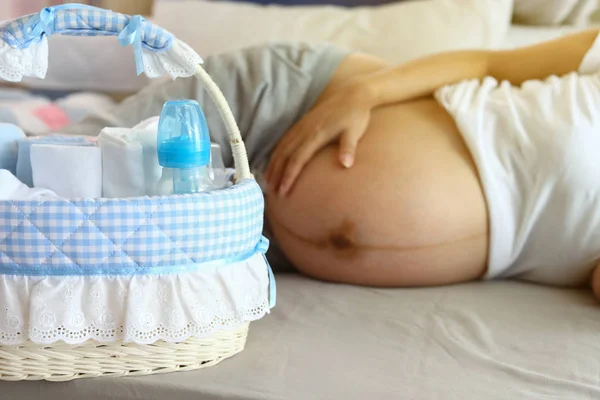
left=0, top=123, right=26, bottom=175
left=16, top=135, right=96, bottom=187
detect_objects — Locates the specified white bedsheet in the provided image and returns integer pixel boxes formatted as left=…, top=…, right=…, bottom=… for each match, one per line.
left=1, top=275, right=599, bottom=399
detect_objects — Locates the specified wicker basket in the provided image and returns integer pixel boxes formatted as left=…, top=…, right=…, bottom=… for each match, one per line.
left=0, top=324, right=249, bottom=382
left=0, top=5, right=273, bottom=381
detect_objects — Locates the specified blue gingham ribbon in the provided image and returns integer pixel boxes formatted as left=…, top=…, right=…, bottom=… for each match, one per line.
left=22, top=7, right=55, bottom=39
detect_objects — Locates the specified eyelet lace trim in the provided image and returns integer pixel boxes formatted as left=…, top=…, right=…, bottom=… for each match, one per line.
left=0, top=256, right=271, bottom=345
left=0, top=37, right=48, bottom=82
left=142, top=39, right=204, bottom=79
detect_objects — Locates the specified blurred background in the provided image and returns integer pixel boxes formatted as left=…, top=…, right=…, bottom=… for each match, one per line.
left=0, top=0, right=599, bottom=135
left=0, top=1, right=152, bottom=18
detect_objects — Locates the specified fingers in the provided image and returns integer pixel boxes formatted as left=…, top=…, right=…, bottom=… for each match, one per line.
left=267, top=123, right=336, bottom=196
left=277, top=133, right=327, bottom=196
left=265, top=121, right=365, bottom=196
left=266, top=153, right=288, bottom=195
left=265, top=101, right=370, bottom=196
left=338, top=126, right=363, bottom=169
left=265, top=124, right=305, bottom=189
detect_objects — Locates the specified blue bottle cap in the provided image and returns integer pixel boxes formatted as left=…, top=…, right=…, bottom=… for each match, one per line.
left=157, top=99, right=211, bottom=169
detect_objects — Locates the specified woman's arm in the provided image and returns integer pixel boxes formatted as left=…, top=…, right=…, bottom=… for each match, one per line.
left=266, top=29, right=600, bottom=196
left=357, top=29, right=599, bottom=107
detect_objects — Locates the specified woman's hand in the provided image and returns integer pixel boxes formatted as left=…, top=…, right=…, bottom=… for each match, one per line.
left=265, top=80, right=375, bottom=196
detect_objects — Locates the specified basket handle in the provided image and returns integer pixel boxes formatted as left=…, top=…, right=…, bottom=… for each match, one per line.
left=194, top=65, right=252, bottom=181
left=0, top=4, right=253, bottom=181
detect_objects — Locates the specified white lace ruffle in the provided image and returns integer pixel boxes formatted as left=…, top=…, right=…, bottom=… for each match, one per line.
left=0, top=253, right=271, bottom=346
left=0, top=37, right=48, bottom=82
left=142, top=39, right=204, bottom=79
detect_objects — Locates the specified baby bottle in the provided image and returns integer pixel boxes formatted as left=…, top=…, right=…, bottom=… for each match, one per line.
left=157, top=100, right=214, bottom=194
left=210, top=143, right=229, bottom=189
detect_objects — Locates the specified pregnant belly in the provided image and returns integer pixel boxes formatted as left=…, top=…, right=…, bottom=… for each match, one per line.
left=266, top=98, right=490, bottom=287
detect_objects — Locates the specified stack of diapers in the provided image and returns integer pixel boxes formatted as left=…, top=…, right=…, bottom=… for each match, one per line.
left=99, top=117, right=163, bottom=198
left=0, top=117, right=230, bottom=201
left=16, top=135, right=101, bottom=198
left=30, top=142, right=101, bottom=199
left=0, top=117, right=163, bottom=200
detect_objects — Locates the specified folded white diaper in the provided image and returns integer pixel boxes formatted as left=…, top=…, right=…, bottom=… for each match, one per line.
left=16, top=135, right=96, bottom=187
left=0, top=169, right=58, bottom=200
left=30, top=144, right=102, bottom=199
left=99, top=116, right=162, bottom=198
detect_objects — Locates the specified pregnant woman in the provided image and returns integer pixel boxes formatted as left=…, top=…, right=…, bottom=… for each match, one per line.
left=66, top=29, right=600, bottom=299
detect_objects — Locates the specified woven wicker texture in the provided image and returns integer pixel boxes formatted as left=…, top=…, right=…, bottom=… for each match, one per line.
left=0, top=323, right=248, bottom=381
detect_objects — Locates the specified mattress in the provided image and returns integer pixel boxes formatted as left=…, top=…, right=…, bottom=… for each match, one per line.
left=2, top=274, right=600, bottom=400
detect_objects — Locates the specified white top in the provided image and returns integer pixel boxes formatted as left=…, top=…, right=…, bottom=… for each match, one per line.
left=435, top=31, right=600, bottom=286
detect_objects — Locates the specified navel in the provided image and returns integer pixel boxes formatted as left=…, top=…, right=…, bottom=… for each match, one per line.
left=328, top=219, right=359, bottom=256
left=271, top=215, right=485, bottom=255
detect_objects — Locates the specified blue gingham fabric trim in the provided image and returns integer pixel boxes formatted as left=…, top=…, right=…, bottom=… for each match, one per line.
left=0, top=179, right=264, bottom=276
left=0, top=4, right=172, bottom=51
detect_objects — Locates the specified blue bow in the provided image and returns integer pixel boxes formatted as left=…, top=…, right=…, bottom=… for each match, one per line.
left=23, top=7, right=55, bottom=42
left=258, top=236, right=277, bottom=309
left=118, top=15, right=145, bottom=76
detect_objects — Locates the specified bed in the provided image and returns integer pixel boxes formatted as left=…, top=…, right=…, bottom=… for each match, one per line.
left=4, top=276, right=600, bottom=399
left=2, top=1, right=600, bottom=399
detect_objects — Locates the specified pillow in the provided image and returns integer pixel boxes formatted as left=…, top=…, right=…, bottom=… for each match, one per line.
left=11, top=0, right=512, bottom=93
left=152, top=0, right=514, bottom=65
left=513, top=0, right=600, bottom=26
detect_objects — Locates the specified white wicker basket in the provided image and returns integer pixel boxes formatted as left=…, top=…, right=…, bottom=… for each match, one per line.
left=0, top=5, right=273, bottom=381
left=0, top=323, right=249, bottom=382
